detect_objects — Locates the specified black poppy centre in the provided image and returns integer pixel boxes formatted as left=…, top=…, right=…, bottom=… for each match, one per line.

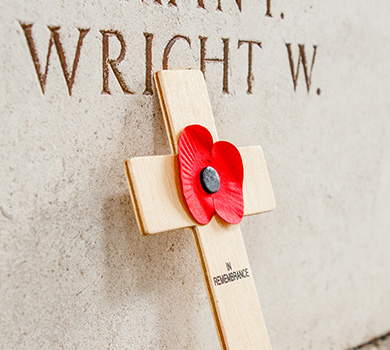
left=200, top=166, right=220, bottom=194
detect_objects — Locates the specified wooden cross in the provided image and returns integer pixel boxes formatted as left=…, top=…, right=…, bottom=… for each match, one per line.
left=124, top=70, right=275, bottom=350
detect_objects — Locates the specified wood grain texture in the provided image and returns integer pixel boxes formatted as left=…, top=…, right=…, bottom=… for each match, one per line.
left=240, top=146, right=275, bottom=216
left=195, top=217, right=272, bottom=350
left=124, top=155, right=195, bottom=235
left=155, top=70, right=218, bottom=152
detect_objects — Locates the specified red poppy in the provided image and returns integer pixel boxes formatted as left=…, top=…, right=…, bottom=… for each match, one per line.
left=178, top=124, right=244, bottom=225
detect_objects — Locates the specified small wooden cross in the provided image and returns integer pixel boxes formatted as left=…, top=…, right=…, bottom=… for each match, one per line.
left=124, top=70, right=275, bottom=349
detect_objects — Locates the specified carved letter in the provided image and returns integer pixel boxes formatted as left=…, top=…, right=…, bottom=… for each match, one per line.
left=199, top=37, right=229, bottom=93
left=144, top=33, right=154, bottom=95
left=163, top=35, right=191, bottom=70
left=142, top=0, right=204, bottom=8
left=165, top=0, right=205, bottom=8
left=100, top=30, right=133, bottom=95
left=49, top=27, right=90, bottom=95
left=238, top=40, right=262, bottom=94
left=20, top=23, right=89, bottom=95
left=266, top=0, right=272, bottom=17
left=286, top=44, right=318, bottom=93
left=217, top=0, right=242, bottom=11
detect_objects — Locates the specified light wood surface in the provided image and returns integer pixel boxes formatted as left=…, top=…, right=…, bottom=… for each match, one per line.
left=195, top=218, right=271, bottom=350
left=154, top=70, right=218, bottom=152
left=124, top=146, right=275, bottom=235
left=125, top=70, right=275, bottom=349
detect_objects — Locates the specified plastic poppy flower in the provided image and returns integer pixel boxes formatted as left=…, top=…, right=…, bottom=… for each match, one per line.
left=178, top=124, right=244, bottom=225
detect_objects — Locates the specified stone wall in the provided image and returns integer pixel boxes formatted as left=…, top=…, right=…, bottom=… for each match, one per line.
left=1, top=0, right=389, bottom=349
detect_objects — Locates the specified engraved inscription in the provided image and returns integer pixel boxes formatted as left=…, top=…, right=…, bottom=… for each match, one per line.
left=213, top=262, right=250, bottom=286
left=20, top=23, right=90, bottom=95
left=100, top=30, right=133, bottom=95
left=20, top=26, right=320, bottom=96
left=144, top=33, right=154, bottom=95
left=163, top=35, right=191, bottom=70
left=141, top=0, right=273, bottom=15
left=19, top=1, right=320, bottom=97
left=286, top=44, right=318, bottom=93
left=238, top=40, right=262, bottom=94
left=200, top=37, right=229, bottom=94
left=217, top=0, right=241, bottom=12
left=266, top=0, right=272, bottom=17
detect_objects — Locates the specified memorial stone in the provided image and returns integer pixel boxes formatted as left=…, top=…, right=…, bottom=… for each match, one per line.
left=1, top=0, right=389, bottom=349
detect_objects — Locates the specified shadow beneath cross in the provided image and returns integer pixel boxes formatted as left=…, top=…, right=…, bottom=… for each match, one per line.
left=101, top=168, right=211, bottom=348
left=100, top=93, right=218, bottom=349
left=151, top=92, right=171, bottom=155
left=102, top=193, right=206, bottom=349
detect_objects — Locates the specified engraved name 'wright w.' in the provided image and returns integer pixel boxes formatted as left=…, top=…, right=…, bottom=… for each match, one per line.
left=19, top=23, right=319, bottom=96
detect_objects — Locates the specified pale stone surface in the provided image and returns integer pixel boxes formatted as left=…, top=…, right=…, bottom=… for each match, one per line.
left=1, top=0, right=390, bottom=349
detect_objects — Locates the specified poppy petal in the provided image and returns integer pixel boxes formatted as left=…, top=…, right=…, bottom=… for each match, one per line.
left=212, top=141, right=244, bottom=224
left=179, top=124, right=213, bottom=161
left=212, top=141, right=244, bottom=183
left=178, top=125, right=215, bottom=225
left=213, top=181, right=244, bottom=224
left=182, top=185, right=215, bottom=225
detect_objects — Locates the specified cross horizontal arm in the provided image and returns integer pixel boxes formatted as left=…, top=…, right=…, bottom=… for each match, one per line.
left=124, top=146, right=275, bottom=235
left=124, top=154, right=194, bottom=235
